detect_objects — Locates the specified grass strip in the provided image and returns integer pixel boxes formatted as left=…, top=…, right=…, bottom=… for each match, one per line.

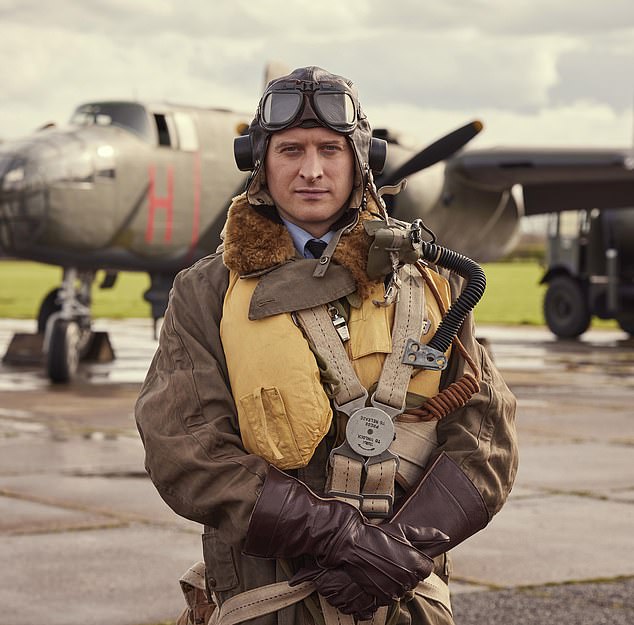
left=0, top=259, right=617, bottom=328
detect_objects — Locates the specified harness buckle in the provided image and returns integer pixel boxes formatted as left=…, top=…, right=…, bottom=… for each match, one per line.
left=364, top=448, right=400, bottom=471
left=345, top=406, right=395, bottom=458
left=334, top=392, right=403, bottom=462
left=326, top=489, right=364, bottom=505
left=369, top=393, right=404, bottom=420
left=361, top=493, right=395, bottom=519
left=333, top=390, right=368, bottom=418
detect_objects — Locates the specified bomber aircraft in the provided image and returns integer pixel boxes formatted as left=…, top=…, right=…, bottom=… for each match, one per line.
left=1, top=92, right=634, bottom=382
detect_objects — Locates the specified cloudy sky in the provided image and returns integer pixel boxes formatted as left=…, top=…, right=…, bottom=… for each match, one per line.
left=1, top=0, right=633, bottom=149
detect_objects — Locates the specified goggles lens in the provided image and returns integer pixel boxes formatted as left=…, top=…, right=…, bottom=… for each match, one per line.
left=313, top=92, right=356, bottom=128
left=261, top=92, right=302, bottom=128
left=260, top=90, right=357, bottom=130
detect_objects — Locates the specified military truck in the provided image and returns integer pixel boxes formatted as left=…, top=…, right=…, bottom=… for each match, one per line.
left=541, top=208, right=634, bottom=338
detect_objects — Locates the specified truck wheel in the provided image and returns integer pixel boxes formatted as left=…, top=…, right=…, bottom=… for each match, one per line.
left=616, top=316, right=634, bottom=336
left=544, top=276, right=591, bottom=339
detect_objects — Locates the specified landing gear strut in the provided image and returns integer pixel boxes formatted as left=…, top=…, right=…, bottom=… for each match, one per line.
left=42, top=268, right=94, bottom=383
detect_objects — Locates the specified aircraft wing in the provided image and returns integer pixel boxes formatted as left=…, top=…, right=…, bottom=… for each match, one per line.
left=449, top=148, right=634, bottom=215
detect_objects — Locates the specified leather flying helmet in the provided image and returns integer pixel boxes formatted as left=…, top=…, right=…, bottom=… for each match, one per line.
left=234, top=66, right=387, bottom=207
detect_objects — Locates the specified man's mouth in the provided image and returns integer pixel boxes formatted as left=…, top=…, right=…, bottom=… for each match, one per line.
left=295, top=188, right=328, bottom=199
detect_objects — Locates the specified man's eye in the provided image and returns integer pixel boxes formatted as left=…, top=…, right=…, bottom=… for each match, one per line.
left=323, top=144, right=342, bottom=152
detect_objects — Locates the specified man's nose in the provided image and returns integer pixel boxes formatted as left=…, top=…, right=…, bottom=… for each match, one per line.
left=299, top=149, right=323, bottom=181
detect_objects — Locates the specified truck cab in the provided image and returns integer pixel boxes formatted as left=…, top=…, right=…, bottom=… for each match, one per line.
left=541, top=208, right=634, bottom=338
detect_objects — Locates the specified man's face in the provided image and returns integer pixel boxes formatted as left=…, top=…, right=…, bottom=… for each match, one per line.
left=264, top=126, right=355, bottom=238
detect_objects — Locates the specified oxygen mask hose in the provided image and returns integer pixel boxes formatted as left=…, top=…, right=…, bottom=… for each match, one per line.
left=420, top=243, right=487, bottom=355
left=365, top=217, right=486, bottom=362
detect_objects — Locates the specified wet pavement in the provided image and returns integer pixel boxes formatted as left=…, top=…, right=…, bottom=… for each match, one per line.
left=0, top=318, right=633, bottom=625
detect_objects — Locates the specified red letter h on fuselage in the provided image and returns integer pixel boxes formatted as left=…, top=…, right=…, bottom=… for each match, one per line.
left=145, top=165, right=174, bottom=243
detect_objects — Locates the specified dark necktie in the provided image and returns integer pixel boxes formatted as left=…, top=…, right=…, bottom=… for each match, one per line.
left=305, top=238, right=327, bottom=259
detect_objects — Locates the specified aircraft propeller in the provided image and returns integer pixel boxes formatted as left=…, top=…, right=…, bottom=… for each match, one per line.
left=377, top=120, right=483, bottom=187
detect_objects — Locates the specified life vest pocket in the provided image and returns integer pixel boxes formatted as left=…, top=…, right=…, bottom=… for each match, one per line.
left=238, top=386, right=331, bottom=470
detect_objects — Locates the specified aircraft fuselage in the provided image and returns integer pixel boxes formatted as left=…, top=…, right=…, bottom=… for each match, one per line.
left=0, top=101, right=249, bottom=273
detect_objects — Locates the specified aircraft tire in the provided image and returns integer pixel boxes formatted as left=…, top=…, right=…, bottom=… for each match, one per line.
left=616, top=315, right=634, bottom=337
left=37, top=289, right=61, bottom=334
left=47, top=319, right=81, bottom=383
left=544, top=276, right=591, bottom=339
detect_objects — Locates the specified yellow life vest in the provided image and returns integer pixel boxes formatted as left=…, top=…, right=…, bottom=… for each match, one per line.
left=220, top=267, right=452, bottom=470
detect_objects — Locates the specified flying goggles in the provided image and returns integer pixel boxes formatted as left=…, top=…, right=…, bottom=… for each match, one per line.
left=258, top=81, right=358, bottom=133
left=234, top=66, right=387, bottom=179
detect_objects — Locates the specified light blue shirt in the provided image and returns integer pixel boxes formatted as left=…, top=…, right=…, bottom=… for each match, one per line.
left=280, top=218, right=334, bottom=258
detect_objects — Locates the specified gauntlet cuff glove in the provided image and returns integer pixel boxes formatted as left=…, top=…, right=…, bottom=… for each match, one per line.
left=288, top=453, right=488, bottom=618
left=244, top=466, right=447, bottom=601
left=390, top=452, right=490, bottom=557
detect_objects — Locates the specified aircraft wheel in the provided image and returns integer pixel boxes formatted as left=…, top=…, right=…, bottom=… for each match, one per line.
left=37, top=288, right=61, bottom=334
left=543, top=276, right=591, bottom=339
left=616, top=315, right=634, bottom=337
left=47, top=319, right=81, bottom=383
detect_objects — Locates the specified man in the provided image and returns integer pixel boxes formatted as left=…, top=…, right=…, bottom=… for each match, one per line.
left=135, top=66, right=518, bottom=625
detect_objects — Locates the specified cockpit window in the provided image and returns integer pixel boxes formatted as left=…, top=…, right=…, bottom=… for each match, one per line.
left=70, top=102, right=154, bottom=143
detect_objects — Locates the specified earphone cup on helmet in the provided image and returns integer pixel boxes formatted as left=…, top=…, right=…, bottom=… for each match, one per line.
left=234, top=135, right=255, bottom=171
left=369, top=138, right=387, bottom=175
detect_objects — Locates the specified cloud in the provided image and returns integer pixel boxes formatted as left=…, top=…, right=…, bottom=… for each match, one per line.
left=0, top=0, right=632, bottom=144
left=368, top=100, right=633, bottom=148
left=548, top=30, right=634, bottom=111
left=363, top=0, right=634, bottom=36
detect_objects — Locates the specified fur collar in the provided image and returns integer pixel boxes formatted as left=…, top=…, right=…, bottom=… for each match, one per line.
left=222, top=193, right=381, bottom=299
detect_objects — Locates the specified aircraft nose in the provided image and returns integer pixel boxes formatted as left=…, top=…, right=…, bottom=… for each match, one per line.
left=0, top=151, right=48, bottom=253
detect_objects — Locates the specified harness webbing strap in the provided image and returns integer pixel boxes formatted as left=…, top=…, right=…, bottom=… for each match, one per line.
left=325, top=454, right=398, bottom=519
left=361, top=459, right=398, bottom=518
left=180, top=560, right=207, bottom=592
left=293, top=266, right=428, bottom=625
left=296, top=264, right=426, bottom=517
left=206, top=573, right=451, bottom=624
left=208, top=581, right=314, bottom=625
left=373, top=264, right=425, bottom=410
left=296, top=306, right=366, bottom=406
left=327, top=454, right=364, bottom=508
left=296, top=264, right=425, bottom=413
left=319, top=595, right=390, bottom=624
left=416, top=573, right=453, bottom=616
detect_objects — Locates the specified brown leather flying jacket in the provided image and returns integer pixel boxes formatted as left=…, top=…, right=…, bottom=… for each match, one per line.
left=135, top=196, right=519, bottom=625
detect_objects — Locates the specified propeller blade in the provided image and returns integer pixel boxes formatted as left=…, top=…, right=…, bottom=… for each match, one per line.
left=379, top=120, right=483, bottom=187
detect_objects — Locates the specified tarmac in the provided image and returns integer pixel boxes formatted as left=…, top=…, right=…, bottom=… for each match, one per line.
left=0, top=318, right=633, bottom=625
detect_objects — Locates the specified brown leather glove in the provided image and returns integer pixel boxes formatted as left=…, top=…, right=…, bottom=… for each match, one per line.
left=290, top=565, right=377, bottom=621
left=244, top=466, right=448, bottom=603
left=289, top=520, right=449, bottom=616
left=288, top=453, right=488, bottom=617
left=390, top=452, right=490, bottom=557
